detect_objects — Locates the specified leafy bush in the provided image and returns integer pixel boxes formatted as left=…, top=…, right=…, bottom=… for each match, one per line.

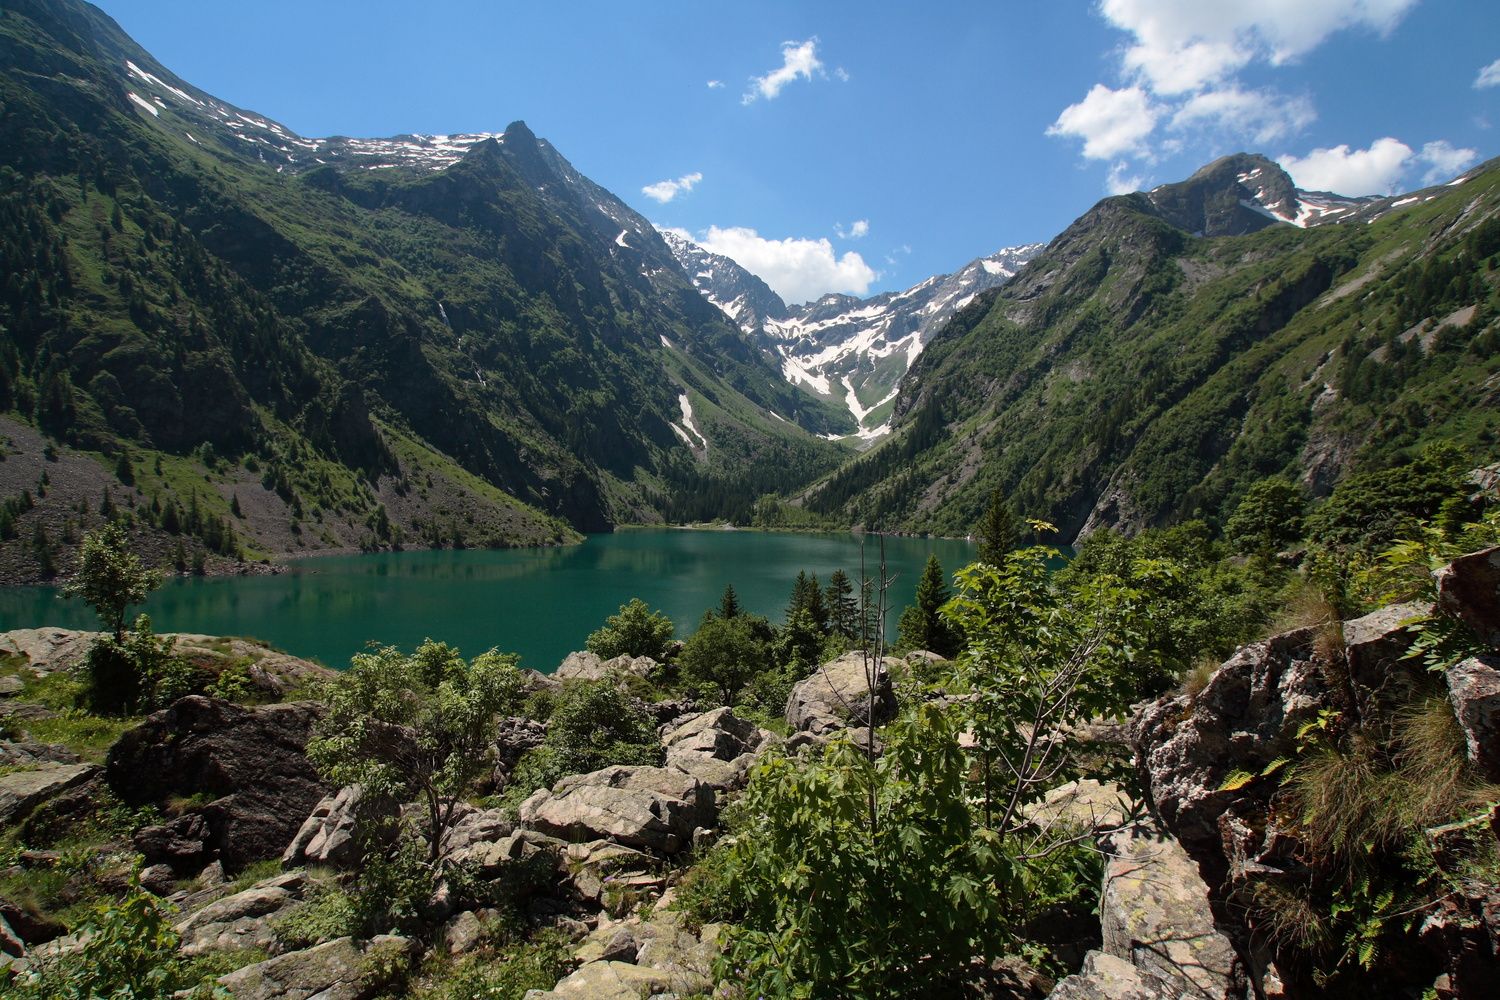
left=502, top=680, right=662, bottom=807
left=585, top=598, right=674, bottom=661
left=82, top=615, right=193, bottom=715
left=7, top=882, right=215, bottom=1000
left=711, top=704, right=1098, bottom=998
left=414, top=929, right=572, bottom=1000
left=272, top=883, right=359, bottom=950
left=307, top=640, right=528, bottom=861
left=678, top=613, right=775, bottom=707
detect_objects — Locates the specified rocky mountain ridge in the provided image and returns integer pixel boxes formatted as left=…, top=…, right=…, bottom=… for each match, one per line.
left=799, top=150, right=1500, bottom=540
left=663, top=232, right=1045, bottom=438
left=0, top=0, right=853, bottom=582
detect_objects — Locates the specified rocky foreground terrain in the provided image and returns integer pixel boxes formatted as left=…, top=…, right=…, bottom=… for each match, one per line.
left=1, top=549, right=1499, bottom=998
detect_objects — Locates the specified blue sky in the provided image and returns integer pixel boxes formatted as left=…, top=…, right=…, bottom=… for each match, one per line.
left=95, top=0, right=1500, bottom=303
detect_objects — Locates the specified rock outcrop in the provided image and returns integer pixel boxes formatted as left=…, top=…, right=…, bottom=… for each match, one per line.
left=1436, top=545, right=1500, bottom=647
left=1447, top=654, right=1500, bottom=781
left=554, top=651, right=658, bottom=683
left=785, top=651, right=897, bottom=737
left=175, top=872, right=310, bottom=956
left=214, top=934, right=414, bottom=999
left=106, top=696, right=330, bottom=871
left=519, top=765, right=714, bottom=855
left=661, top=707, right=771, bottom=794
left=282, top=785, right=399, bottom=869
left=1099, top=830, right=1243, bottom=999
left=0, top=628, right=334, bottom=698
left=0, top=763, right=99, bottom=826
left=1131, top=550, right=1500, bottom=998
left=1049, top=951, right=1161, bottom=1000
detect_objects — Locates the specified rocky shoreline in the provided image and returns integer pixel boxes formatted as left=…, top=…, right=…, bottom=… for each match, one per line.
left=3, top=550, right=1499, bottom=997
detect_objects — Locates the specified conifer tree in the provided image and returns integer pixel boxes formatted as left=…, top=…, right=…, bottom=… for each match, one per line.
left=719, top=583, right=742, bottom=619
left=786, top=570, right=813, bottom=621
left=825, top=569, right=858, bottom=641
left=977, top=490, right=1020, bottom=566
left=804, top=573, right=829, bottom=634
left=896, top=555, right=959, bottom=657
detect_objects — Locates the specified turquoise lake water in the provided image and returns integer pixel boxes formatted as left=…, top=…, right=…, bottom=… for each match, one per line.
left=0, top=529, right=977, bottom=671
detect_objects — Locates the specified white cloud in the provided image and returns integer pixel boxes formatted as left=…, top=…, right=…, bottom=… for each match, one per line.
left=1417, top=140, right=1479, bottom=184
left=744, top=38, right=823, bottom=104
left=1477, top=58, right=1500, bottom=89
left=834, top=67, right=851, bottom=82
left=641, top=171, right=703, bottom=204
left=1277, top=138, right=1413, bottom=195
left=835, top=219, right=870, bottom=239
left=1107, top=162, right=1146, bottom=195
left=1048, top=84, right=1160, bottom=160
left=693, top=225, right=877, bottom=303
left=1170, top=86, right=1316, bottom=143
left=707, top=79, right=724, bottom=89
left=1100, top=0, right=1419, bottom=95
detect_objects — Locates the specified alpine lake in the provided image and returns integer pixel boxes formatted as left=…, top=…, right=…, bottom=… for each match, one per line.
left=0, top=528, right=978, bottom=672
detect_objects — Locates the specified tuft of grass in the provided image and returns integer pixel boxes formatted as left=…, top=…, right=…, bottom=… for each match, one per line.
left=1177, top=655, right=1220, bottom=703
left=1285, top=695, right=1500, bottom=871
left=23, top=711, right=138, bottom=762
left=1248, top=879, right=1332, bottom=954
left=1269, top=583, right=1340, bottom=635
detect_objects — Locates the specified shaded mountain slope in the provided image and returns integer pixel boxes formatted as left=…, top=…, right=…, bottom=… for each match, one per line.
left=0, top=0, right=847, bottom=580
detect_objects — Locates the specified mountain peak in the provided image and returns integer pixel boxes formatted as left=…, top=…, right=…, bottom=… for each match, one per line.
left=503, top=120, right=535, bottom=143
left=1143, top=151, right=1300, bottom=237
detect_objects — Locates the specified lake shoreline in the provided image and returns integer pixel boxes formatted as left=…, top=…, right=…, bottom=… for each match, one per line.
left=0, top=530, right=978, bottom=673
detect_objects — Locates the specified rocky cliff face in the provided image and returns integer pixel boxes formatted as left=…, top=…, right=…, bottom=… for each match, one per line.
left=1132, top=551, right=1500, bottom=998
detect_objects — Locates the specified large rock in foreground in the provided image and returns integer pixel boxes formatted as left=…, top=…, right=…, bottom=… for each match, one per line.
left=0, top=763, right=99, bottom=826
left=661, top=707, right=771, bottom=793
left=106, top=696, right=330, bottom=871
left=1100, top=830, right=1242, bottom=999
left=1049, top=951, right=1160, bottom=1000
left=216, top=935, right=413, bottom=999
left=519, top=765, right=714, bottom=855
left=785, top=651, right=897, bottom=736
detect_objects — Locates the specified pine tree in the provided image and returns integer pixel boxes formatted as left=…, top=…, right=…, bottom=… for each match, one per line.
left=230, top=493, right=243, bottom=518
left=977, top=490, right=1020, bottom=566
left=786, top=570, right=813, bottom=622
left=115, top=451, right=134, bottom=486
left=804, top=573, right=829, bottom=635
left=32, top=522, right=55, bottom=578
left=895, top=555, right=959, bottom=658
left=825, top=570, right=858, bottom=641
left=100, top=487, right=116, bottom=522
left=719, top=583, right=742, bottom=619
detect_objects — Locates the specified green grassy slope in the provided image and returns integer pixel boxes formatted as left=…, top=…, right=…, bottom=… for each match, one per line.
left=0, top=0, right=846, bottom=580
left=804, top=160, right=1500, bottom=539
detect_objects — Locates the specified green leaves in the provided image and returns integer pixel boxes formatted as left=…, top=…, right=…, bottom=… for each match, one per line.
left=62, top=522, right=163, bottom=640
left=585, top=598, right=674, bottom=661
left=307, top=639, right=527, bottom=859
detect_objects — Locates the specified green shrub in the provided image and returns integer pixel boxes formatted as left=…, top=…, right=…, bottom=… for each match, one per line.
left=271, top=884, right=358, bottom=950
left=415, top=929, right=572, bottom=1000
left=585, top=598, right=674, bottom=661
left=7, top=882, right=214, bottom=1000
left=501, top=680, right=662, bottom=807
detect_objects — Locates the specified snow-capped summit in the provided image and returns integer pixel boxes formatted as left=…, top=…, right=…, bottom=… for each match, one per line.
left=662, top=234, right=1045, bottom=440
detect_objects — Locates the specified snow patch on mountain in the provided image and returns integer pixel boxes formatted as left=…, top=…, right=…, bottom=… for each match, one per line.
left=664, top=231, right=1044, bottom=439
left=673, top=393, right=708, bottom=452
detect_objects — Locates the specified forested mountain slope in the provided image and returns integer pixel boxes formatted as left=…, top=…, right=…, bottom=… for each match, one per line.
left=804, top=155, right=1500, bottom=540
left=0, top=0, right=848, bottom=579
